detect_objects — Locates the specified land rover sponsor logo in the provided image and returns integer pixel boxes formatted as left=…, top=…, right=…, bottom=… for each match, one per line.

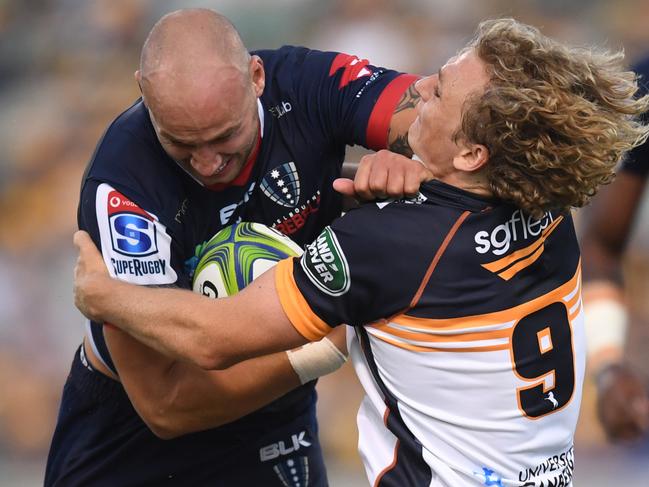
left=301, top=227, right=350, bottom=296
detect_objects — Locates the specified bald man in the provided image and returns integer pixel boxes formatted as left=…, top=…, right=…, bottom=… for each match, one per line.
left=45, top=8, right=422, bottom=487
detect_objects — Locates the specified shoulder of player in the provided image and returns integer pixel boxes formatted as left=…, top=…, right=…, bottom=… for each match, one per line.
left=445, top=206, right=578, bottom=278
left=93, top=100, right=159, bottom=161
left=253, top=45, right=335, bottom=65
left=328, top=195, right=471, bottom=257
left=254, top=45, right=342, bottom=93
left=82, top=101, right=181, bottom=211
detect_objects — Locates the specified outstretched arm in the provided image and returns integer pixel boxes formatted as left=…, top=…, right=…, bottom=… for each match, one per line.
left=335, top=82, right=434, bottom=200
left=107, top=328, right=297, bottom=438
left=74, top=231, right=309, bottom=370
left=103, top=325, right=346, bottom=439
left=581, top=170, right=649, bottom=441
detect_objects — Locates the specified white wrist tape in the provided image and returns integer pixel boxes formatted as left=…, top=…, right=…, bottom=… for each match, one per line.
left=583, top=297, right=628, bottom=360
left=286, top=337, right=347, bottom=384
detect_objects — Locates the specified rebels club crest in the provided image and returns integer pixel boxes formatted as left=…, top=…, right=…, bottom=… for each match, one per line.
left=261, top=162, right=301, bottom=207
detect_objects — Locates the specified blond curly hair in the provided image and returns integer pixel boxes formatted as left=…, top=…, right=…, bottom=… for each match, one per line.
left=459, top=18, right=649, bottom=217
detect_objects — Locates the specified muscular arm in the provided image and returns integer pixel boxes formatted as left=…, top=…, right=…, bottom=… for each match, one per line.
left=104, top=328, right=301, bottom=439
left=75, top=231, right=308, bottom=371
left=334, top=83, right=429, bottom=200
left=581, top=171, right=649, bottom=441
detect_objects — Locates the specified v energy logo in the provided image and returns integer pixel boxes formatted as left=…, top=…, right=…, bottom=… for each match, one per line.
left=301, top=227, right=350, bottom=296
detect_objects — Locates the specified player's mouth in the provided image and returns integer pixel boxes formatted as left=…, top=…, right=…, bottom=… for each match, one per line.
left=213, top=156, right=233, bottom=175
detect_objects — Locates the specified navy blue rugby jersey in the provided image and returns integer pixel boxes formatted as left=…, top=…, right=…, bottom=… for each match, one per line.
left=276, top=181, right=585, bottom=486
left=620, top=55, right=649, bottom=177
left=73, top=42, right=416, bottom=472
left=79, top=46, right=415, bottom=375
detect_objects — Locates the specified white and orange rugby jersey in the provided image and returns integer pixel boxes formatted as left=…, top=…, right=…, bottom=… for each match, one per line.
left=276, top=180, right=585, bottom=487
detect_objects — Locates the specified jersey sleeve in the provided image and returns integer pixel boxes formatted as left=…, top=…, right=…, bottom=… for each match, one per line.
left=273, top=46, right=418, bottom=150
left=78, top=178, right=184, bottom=374
left=78, top=179, right=179, bottom=286
left=274, top=202, right=424, bottom=341
left=619, top=56, right=649, bottom=178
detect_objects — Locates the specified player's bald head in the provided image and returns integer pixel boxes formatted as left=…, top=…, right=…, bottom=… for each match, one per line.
left=138, top=9, right=252, bottom=112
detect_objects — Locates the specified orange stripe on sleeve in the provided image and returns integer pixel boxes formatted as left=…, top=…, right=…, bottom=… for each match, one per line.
left=275, top=258, right=333, bottom=342
left=366, top=74, right=419, bottom=150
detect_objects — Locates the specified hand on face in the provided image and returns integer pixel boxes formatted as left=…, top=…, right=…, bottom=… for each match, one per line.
left=596, top=363, right=649, bottom=442
left=333, top=150, right=434, bottom=201
left=73, top=230, right=111, bottom=322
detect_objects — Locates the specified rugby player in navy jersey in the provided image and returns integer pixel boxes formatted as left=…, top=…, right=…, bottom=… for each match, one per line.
left=581, top=54, right=649, bottom=442
left=73, top=19, right=649, bottom=486
left=45, top=8, right=426, bottom=487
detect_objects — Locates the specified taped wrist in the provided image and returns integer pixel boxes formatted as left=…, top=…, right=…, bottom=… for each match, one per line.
left=583, top=281, right=628, bottom=374
left=286, top=337, right=347, bottom=384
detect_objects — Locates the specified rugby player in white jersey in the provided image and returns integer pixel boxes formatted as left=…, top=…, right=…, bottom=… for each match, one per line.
left=72, top=18, right=649, bottom=486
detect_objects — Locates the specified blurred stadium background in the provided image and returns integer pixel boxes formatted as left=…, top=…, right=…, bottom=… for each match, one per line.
left=2, top=0, right=649, bottom=485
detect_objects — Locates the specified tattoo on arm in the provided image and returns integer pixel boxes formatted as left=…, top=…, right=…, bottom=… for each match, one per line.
left=387, top=83, right=420, bottom=156
left=393, top=84, right=420, bottom=115
left=388, top=131, right=413, bottom=158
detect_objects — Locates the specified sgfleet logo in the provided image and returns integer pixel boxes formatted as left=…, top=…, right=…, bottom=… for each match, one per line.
left=107, top=191, right=158, bottom=257
left=474, top=209, right=555, bottom=256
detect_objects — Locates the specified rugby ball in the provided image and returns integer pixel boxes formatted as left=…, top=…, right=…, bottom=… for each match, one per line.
left=192, top=222, right=302, bottom=298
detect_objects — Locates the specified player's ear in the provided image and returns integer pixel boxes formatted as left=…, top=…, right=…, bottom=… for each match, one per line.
left=250, top=55, right=265, bottom=97
left=134, top=70, right=143, bottom=93
left=453, top=142, right=489, bottom=173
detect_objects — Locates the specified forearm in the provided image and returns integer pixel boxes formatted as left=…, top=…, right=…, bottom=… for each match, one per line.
left=110, top=329, right=298, bottom=437
left=107, top=328, right=344, bottom=438
left=387, top=81, right=420, bottom=157
left=161, top=353, right=299, bottom=436
left=85, top=276, right=229, bottom=368
left=580, top=172, right=646, bottom=369
left=78, top=267, right=308, bottom=369
left=118, top=346, right=300, bottom=437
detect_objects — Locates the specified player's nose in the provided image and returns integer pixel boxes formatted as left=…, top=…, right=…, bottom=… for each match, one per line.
left=415, top=76, right=432, bottom=101
left=190, top=147, right=224, bottom=177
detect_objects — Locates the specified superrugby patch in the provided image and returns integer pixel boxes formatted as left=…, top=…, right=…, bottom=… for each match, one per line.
left=300, top=226, right=350, bottom=296
left=95, top=183, right=177, bottom=285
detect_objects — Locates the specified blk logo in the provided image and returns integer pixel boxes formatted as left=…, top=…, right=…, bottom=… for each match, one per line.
left=259, top=431, right=312, bottom=462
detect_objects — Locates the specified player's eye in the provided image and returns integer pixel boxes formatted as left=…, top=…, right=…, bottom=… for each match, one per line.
left=167, top=138, right=192, bottom=148
left=434, top=86, right=441, bottom=98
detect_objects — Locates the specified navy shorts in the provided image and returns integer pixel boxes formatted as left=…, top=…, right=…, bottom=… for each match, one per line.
left=45, top=346, right=328, bottom=486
